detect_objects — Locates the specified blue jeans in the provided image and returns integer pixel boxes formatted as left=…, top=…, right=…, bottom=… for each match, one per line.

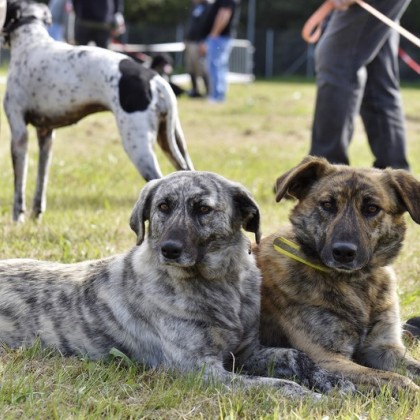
left=207, top=36, right=232, bottom=102
left=310, top=0, right=411, bottom=170
left=48, top=22, right=65, bottom=41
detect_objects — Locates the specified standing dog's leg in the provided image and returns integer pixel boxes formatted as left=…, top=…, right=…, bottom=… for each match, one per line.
left=174, top=118, right=194, bottom=170
left=114, top=110, right=163, bottom=181
left=32, top=128, right=54, bottom=219
left=10, top=124, right=29, bottom=223
left=156, top=118, right=194, bottom=171
left=122, top=122, right=163, bottom=180
left=155, top=77, right=194, bottom=171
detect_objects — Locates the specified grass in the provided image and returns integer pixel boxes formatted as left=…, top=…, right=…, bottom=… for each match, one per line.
left=0, top=75, right=419, bottom=418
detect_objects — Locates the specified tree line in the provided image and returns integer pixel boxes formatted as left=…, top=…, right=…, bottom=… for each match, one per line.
left=124, top=0, right=419, bottom=34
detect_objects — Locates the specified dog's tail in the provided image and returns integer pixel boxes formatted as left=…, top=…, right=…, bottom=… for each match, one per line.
left=155, top=76, right=194, bottom=171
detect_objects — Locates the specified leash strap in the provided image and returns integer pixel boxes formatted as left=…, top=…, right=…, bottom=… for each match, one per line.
left=355, top=0, right=420, bottom=48
left=302, top=0, right=420, bottom=48
left=399, top=48, right=420, bottom=74
left=301, top=1, right=334, bottom=44
left=273, top=237, right=330, bottom=273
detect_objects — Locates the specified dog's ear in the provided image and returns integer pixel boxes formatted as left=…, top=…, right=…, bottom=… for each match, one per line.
left=232, top=186, right=261, bottom=244
left=275, top=156, right=333, bottom=202
left=129, top=179, right=161, bottom=245
left=387, top=169, right=420, bottom=224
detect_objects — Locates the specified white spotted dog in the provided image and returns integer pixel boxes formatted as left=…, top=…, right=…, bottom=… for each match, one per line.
left=0, top=171, right=354, bottom=398
left=2, top=0, right=194, bottom=222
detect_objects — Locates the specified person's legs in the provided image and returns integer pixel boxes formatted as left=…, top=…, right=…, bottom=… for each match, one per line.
left=91, top=29, right=110, bottom=48
left=361, top=31, right=409, bottom=170
left=207, top=36, right=232, bottom=102
left=185, top=42, right=201, bottom=96
left=185, top=42, right=198, bottom=96
left=74, top=21, right=92, bottom=45
left=202, top=70, right=210, bottom=96
left=48, top=22, right=65, bottom=41
left=310, top=0, right=411, bottom=165
left=74, top=20, right=110, bottom=48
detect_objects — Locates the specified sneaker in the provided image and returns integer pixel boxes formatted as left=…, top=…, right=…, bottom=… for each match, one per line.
left=187, top=90, right=202, bottom=98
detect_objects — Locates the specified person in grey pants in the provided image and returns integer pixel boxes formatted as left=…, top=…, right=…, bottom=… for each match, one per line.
left=310, top=0, right=411, bottom=170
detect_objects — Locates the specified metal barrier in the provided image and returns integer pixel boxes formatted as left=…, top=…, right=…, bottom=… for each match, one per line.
left=110, top=39, right=255, bottom=84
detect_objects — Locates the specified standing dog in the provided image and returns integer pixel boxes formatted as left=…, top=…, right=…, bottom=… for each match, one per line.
left=2, top=0, right=194, bottom=222
left=0, top=171, right=352, bottom=398
left=256, top=156, right=420, bottom=392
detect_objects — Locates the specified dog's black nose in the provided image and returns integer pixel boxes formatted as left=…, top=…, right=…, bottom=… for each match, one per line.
left=332, top=242, right=357, bottom=263
left=161, top=240, right=183, bottom=260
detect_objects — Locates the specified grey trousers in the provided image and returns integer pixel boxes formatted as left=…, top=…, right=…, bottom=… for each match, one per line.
left=310, top=0, right=411, bottom=170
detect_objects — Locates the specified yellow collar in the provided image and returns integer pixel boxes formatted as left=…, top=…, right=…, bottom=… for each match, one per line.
left=273, top=236, right=330, bottom=273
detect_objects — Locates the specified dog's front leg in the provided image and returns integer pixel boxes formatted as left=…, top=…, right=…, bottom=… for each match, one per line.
left=238, top=345, right=355, bottom=394
left=32, top=128, right=54, bottom=219
left=362, top=344, right=420, bottom=380
left=358, top=309, right=420, bottom=382
left=405, top=357, right=420, bottom=378
left=11, top=128, right=29, bottom=222
left=201, top=360, right=321, bottom=399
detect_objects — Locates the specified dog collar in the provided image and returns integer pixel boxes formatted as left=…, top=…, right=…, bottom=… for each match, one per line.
left=273, top=236, right=330, bottom=273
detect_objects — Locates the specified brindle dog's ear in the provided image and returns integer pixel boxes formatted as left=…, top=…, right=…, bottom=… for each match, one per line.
left=387, top=169, right=420, bottom=224
left=233, top=186, right=261, bottom=244
left=275, top=156, right=333, bottom=202
left=129, top=179, right=161, bottom=245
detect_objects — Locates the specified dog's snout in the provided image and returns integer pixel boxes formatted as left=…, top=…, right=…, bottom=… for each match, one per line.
left=332, top=242, right=357, bottom=264
left=161, top=240, right=183, bottom=260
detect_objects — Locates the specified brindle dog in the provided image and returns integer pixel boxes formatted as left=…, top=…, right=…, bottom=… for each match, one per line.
left=256, top=156, right=420, bottom=393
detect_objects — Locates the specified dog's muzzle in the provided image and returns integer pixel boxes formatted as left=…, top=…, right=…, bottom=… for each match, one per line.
left=323, top=240, right=368, bottom=272
left=161, top=239, right=183, bottom=261
left=332, top=242, right=357, bottom=264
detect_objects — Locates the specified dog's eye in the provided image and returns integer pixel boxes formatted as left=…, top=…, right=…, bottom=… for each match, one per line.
left=363, top=204, right=380, bottom=217
left=320, top=200, right=336, bottom=213
left=158, top=202, right=170, bottom=212
left=198, top=205, right=212, bottom=215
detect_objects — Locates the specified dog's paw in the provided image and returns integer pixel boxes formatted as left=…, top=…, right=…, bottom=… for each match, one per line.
left=289, top=349, right=355, bottom=394
left=312, top=370, right=356, bottom=394
left=14, top=211, right=26, bottom=223
left=279, top=381, right=324, bottom=401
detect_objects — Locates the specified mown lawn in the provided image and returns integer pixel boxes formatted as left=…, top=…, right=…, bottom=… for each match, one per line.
left=0, top=75, right=419, bottom=418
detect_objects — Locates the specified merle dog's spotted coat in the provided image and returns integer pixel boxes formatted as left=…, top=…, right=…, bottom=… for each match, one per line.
left=3, top=0, right=194, bottom=222
left=0, top=171, right=353, bottom=397
left=256, top=157, right=420, bottom=393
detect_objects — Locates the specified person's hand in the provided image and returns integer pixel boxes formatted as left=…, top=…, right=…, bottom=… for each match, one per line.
left=331, top=0, right=356, bottom=11
left=199, top=42, right=207, bottom=57
left=111, top=12, right=126, bottom=37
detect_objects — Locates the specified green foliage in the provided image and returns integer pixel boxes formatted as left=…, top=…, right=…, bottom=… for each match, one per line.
left=121, top=0, right=420, bottom=31
left=124, top=0, right=191, bottom=25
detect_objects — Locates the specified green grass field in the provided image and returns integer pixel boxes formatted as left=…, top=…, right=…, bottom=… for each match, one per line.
left=0, top=77, right=419, bottom=418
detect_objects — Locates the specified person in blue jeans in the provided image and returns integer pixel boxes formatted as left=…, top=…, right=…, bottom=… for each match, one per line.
left=310, top=0, right=411, bottom=170
left=200, top=0, right=240, bottom=103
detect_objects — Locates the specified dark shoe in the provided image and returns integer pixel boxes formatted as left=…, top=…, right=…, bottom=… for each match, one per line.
left=403, top=317, right=420, bottom=339
left=187, top=90, right=203, bottom=98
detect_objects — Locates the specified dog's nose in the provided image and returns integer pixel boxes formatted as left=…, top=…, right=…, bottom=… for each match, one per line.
left=161, top=240, right=183, bottom=260
left=332, top=242, right=357, bottom=264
